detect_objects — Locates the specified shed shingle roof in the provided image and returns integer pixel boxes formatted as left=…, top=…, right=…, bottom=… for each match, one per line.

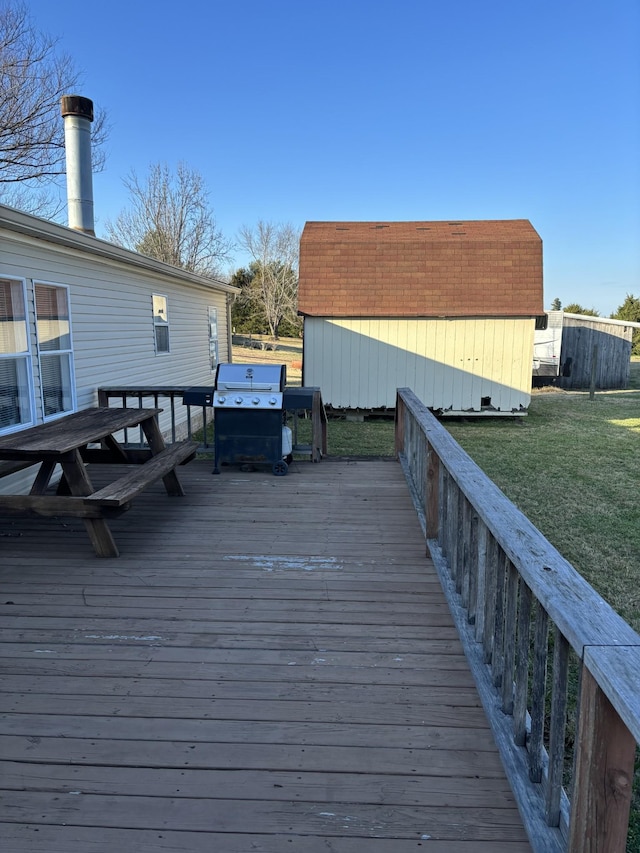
left=298, top=219, right=543, bottom=318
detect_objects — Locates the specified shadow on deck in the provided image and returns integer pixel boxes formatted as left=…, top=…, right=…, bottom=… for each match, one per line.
left=0, top=458, right=530, bottom=852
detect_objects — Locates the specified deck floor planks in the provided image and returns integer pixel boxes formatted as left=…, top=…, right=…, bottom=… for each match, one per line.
left=0, top=458, right=531, bottom=851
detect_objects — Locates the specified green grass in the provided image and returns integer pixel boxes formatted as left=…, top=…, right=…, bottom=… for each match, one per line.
left=443, top=386, right=640, bottom=632
left=318, top=416, right=396, bottom=457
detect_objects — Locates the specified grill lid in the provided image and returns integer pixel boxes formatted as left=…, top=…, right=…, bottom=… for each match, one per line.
left=215, top=363, right=286, bottom=392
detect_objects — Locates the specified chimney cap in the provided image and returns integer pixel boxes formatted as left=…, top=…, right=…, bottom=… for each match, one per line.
left=60, top=95, right=94, bottom=122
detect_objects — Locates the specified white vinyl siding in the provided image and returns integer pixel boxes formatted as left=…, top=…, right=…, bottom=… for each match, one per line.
left=303, top=317, right=535, bottom=413
left=0, top=227, right=231, bottom=444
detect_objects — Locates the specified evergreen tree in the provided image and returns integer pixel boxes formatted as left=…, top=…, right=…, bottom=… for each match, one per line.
left=563, top=304, right=600, bottom=317
left=612, top=293, right=640, bottom=355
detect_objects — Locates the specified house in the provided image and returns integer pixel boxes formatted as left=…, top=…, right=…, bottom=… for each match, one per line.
left=0, top=202, right=238, bottom=476
left=298, top=219, right=544, bottom=414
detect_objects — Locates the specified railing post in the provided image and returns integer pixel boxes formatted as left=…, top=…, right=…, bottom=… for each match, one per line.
left=491, top=547, right=507, bottom=689
left=473, top=520, right=487, bottom=643
left=529, top=603, right=549, bottom=783
left=568, top=666, right=635, bottom=852
left=425, top=440, right=439, bottom=540
left=501, top=560, right=518, bottom=715
left=394, top=393, right=405, bottom=458
left=513, top=580, right=532, bottom=746
left=449, top=480, right=460, bottom=591
left=546, top=627, right=569, bottom=826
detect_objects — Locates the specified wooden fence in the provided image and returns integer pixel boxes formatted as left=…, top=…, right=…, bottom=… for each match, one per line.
left=395, top=387, right=640, bottom=853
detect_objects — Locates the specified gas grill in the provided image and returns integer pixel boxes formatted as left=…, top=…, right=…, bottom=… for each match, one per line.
left=213, top=363, right=290, bottom=475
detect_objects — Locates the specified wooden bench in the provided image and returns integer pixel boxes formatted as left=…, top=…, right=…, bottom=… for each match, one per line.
left=86, top=440, right=198, bottom=508
left=0, top=460, right=37, bottom=479
left=0, top=441, right=198, bottom=518
left=0, top=408, right=199, bottom=557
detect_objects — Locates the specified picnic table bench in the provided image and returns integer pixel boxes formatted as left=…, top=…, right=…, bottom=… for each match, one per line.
left=0, top=407, right=197, bottom=557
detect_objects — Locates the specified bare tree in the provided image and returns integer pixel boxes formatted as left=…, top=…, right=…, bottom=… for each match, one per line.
left=237, top=221, right=301, bottom=338
left=105, top=162, right=232, bottom=277
left=0, top=1, right=108, bottom=215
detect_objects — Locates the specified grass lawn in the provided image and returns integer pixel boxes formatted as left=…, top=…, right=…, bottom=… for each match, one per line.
left=444, top=366, right=640, bottom=633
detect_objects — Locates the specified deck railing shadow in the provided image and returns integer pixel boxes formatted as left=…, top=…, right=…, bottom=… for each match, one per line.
left=395, top=387, right=640, bottom=853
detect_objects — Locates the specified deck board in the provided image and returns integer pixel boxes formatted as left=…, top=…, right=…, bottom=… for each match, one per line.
left=0, top=458, right=531, bottom=851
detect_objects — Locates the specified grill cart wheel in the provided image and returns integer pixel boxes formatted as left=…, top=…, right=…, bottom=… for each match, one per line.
left=272, top=459, right=288, bottom=476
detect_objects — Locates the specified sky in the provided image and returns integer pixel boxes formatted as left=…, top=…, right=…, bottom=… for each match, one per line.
left=21, top=0, right=640, bottom=316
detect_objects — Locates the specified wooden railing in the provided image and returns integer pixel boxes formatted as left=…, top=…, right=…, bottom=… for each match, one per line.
left=97, top=386, right=328, bottom=461
left=97, top=386, right=213, bottom=449
left=395, top=388, right=640, bottom=853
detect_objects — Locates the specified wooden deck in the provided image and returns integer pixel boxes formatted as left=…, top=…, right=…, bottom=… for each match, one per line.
left=0, top=457, right=531, bottom=852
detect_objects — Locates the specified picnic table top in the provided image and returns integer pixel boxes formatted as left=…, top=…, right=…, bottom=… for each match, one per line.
left=0, top=408, right=162, bottom=458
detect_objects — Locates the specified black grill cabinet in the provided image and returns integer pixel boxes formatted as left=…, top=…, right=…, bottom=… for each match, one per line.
left=213, top=363, right=288, bottom=475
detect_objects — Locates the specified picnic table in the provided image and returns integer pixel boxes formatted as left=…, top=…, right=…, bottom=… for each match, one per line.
left=0, top=407, right=197, bottom=557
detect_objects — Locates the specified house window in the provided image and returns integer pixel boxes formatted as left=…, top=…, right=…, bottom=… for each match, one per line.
left=208, top=306, right=218, bottom=370
left=35, top=283, right=75, bottom=418
left=153, top=294, right=170, bottom=354
left=0, top=278, right=33, bottom=431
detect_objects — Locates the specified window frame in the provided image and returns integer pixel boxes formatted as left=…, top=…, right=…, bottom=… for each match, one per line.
left=33, top=280, right=77, bottom=422
left=152, top=293, right=171, bottom=355
left=0, top=275, right=36, bottom=435
left=208, top=305, right=219, bottom=371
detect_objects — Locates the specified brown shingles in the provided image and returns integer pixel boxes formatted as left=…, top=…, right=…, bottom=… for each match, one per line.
left=298, top=220, right=543, bottom=318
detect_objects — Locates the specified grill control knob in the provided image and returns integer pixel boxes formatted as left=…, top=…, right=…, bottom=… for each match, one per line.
left=235, top=396, right=243, bottom=405
left=218, top=395, right=226, bottom=404
left=269, top=396, right=278, bottom=406
left=252, top=397, right=260, bottom=405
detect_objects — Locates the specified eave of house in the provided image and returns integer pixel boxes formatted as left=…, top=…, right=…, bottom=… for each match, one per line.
left=0, top=203, right=239, bottom=296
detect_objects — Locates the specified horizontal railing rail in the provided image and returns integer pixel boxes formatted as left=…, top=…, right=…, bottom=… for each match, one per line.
left=395, top=387, right=640, bottom=853
left=97, top=386, right=328, bottom=461
left=97, top=386, right=213, bottom=450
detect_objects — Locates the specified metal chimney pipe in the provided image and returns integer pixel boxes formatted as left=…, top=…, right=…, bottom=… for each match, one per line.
left=60, top=94, right=95, bottom=235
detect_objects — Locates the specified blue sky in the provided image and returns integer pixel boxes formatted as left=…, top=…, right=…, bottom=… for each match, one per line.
left=24, top=0, right=640, bottom=316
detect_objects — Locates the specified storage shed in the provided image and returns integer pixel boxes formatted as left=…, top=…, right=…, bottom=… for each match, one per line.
left=533, top=311, right=640, bottom=389
left=298, top=220, right=544, bottom=414
left=556, top=313, right=639, bottom=390
left=0, top=203, right=237, bottom=463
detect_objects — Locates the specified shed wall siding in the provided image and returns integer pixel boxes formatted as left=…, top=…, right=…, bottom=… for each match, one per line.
left=557, top=318, right=632, bottom=390
left=1, top=230, right=229, bottom=442
left=303, top=317, right=534, bottom=412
